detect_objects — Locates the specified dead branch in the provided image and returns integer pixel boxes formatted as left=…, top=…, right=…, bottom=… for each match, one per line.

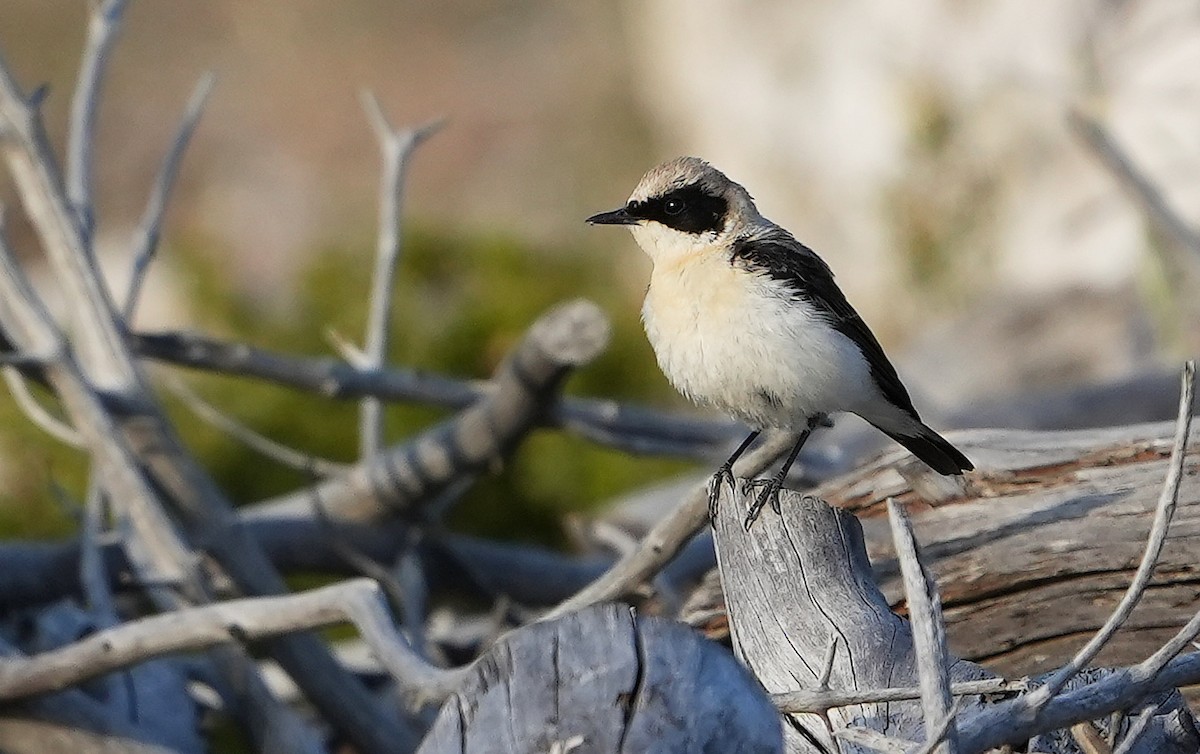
left=0, top=578, right=462, bottom=703
left=124, top=72, right=215, bottom=320
left=248, top=298, right=610, bottom=522
left=128, top=328, right=739, bottom=459
left=888, top=499, right=960, bottom=753
left=542, top=429, right=794, bottom=619
left=358, top=92, right=443, bottom=457
left=0, top=38, right=413, bottom=754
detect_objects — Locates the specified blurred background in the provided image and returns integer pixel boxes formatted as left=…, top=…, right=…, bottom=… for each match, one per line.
left=0, top=0, right=1198, bottom=541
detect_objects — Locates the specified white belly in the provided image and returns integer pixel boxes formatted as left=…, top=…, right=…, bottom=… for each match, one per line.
left=642, top=254, right=875, bottom=429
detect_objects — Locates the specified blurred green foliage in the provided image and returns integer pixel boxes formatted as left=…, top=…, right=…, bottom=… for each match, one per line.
left=0, top=228, right=696, bottom=545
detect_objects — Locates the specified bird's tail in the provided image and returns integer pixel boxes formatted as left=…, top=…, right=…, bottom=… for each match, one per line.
left=882, top=424, right=973, bottom=475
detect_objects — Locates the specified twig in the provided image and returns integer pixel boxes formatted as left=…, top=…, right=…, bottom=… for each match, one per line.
left=164, top=375, right=348, bottom=476
left=887, top=499, right=959, bottom=754
left=1070, top=721, right=1113, bottom=754
left=1068, top=109, right=1200, bottom=264
left=79, top=482, right=118, bottom=621
left=0, top=578, right=463, bottom=702
left=542, top=430, right=794, bottom=620
left=310, top=492, right=429, bottom=658
left=771, top=679, right=1029, bottom=716
left=815, top=635, right=839, bottom=690
left=1026, top=359, right=1195, bottom=710
left=0, top=350, right=45, bottom=368
left=909, top=699, right=965, bottom=754
left=954, top=363, right=1197, bottom=750
left=1, top=365, right=82, bottom=447
left=66, top=0, right=129, bottom=243
left=248, top=298, right=611, bottom=521
left=124, top=72, right=216, bottom=320
left=834, top=726, right=911, bottom=753
left=358, top=91, right=443, bottom=457
left=1108, top=702, right=1156, bottom=754
left=0, top=46, right=137, bottom=388
left=129, top=328, right=741, bottom=459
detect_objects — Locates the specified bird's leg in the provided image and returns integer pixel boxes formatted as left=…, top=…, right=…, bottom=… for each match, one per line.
left=742, top=415, right=823, bottom=530
left=708, top=429, right=761, bottom=522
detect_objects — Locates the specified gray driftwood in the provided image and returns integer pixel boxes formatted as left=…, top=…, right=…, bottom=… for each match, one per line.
left=417, top=603, right=782, bottom=754
left=816, top=420, right=1200, bottom=677
left=711, top=490, right=995, bottom=753
left=710, top=487, right=1200, bottom=753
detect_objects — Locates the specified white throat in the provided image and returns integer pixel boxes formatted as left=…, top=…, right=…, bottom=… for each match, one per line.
left=628, top=222, right=719, bottom=267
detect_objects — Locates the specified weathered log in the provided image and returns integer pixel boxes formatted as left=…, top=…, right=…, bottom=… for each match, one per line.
left=712, top=490, right=996, bottom=753
left=819, top=420, right=1200, bottom=677
left=417, top=603, right=782, bottom=753
left=711, top=486, right=1199, bottom=753
left=681, top=420, right=1200, bottom=681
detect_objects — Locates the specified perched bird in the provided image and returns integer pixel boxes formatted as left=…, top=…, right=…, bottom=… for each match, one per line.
left=587, top=157, right=972, bottom=528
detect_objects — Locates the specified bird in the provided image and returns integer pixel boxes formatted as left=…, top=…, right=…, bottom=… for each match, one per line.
left=587, top=156, right=973, bottom=528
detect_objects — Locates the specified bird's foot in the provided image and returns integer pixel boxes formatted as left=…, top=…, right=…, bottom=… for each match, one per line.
left=707, top=463, right=736, bottom=525
left=740, top=477, right=784, bottom=530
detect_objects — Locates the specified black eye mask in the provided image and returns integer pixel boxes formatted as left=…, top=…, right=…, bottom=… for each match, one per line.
left=626, top=184, right=728, bottom=235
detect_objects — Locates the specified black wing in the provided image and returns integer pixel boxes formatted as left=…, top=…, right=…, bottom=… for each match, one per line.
left=730, top=232, right=921, bottom=420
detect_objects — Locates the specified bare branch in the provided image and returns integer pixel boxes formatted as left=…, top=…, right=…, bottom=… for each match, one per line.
left=771, top=678, right=1029, bottom=716
left=66, top=0, right=129, bottom=242
left=124, top=72, right=216, bottom=320
left=129, top=328, right=740, bottom=459
left=1068, top=109, right=1200, bottom=264
left=1071, top=721, right=1113, bottom=754
left=0, top=49, right=136, bottom=388
left=358, top=90, right=443, bottom=457
left=542, top=430, right=794, bottom=620
left=0, top=578, right=463, bottom=703
left=1026, top=360, right=1195, bottom=709
left=887, top=498, right=959, bottom=754
left=0, top=142, right=402, bottom=750
left=1, top=365, right=82, bottom=447
left=249, top=298, right=611, bottom=521
left=910, top=699, right=966, bottom=754
left=79, top=482, right=118, bottom=621
left=833, top=726, right=911, bottom=753
left=1110, top=703, right=1157, bottom=754
left=815, top=635, right=839, bottom=690
left=164, top=375, right=349, bottom=476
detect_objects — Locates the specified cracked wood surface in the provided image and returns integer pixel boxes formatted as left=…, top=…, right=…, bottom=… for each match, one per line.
left=711, top=491, right=997, bottom=754
left=416, top=603, right=782, bottom=754
left=817, top=421, right=1200, bottom=677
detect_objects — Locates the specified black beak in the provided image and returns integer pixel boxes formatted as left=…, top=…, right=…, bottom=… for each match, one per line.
left=586, top=207, right=638, bottom=226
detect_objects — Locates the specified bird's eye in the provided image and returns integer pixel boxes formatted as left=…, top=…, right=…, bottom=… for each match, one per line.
left=664, top=198, right=685, bottom=215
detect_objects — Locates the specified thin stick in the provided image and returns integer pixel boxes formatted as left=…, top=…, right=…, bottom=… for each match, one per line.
left=164, top=376, right=348, bottom=476
left=542, top=430, right=794, bottom=620
left=888, top=499, right=959, bottom=754
left=815, top=635, right=839, bottom=690
left=1027, top=359, right=1195, bottom=709
left=67, top=0, right=129, bottom=243
left=1068, top=109, right=1200, bottom=263
left=833, top=727, right=911, bottom=753
left=79, top=481, right=119, bottom=621
left=771, top=678, right=1028, bottom=715
left=358, top=90, right=443, bottom=457
left=0, top=578, right=463, bottom=702
left=130, top=328, right=741, bottom=459
left=1, top=366, right=83, bottom=447
left=124, top=72, right=216, bottom=320
left=1110, top=703, right=1157, bottom=754
left=909, top=699, right=966, bottom=754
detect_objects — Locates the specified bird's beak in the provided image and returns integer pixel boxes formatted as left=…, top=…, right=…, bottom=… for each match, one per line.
left=586, top=207, right=638, bottom=226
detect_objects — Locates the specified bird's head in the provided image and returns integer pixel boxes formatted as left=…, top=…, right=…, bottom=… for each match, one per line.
left=587, top=157, right=760, bottom=265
